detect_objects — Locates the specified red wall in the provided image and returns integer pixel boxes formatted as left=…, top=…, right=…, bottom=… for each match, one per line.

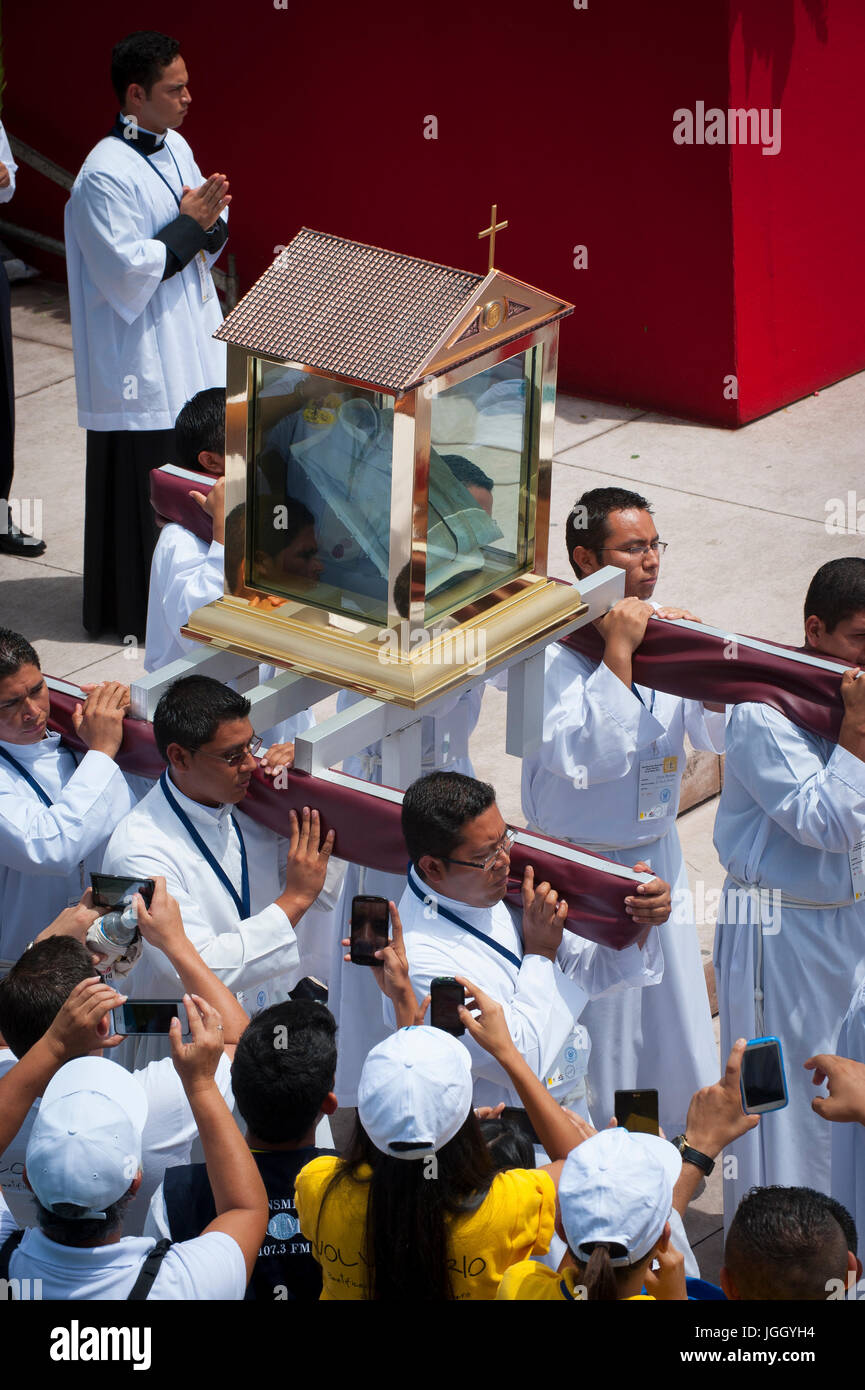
left=3, top=1, right=862, bottom=426
left=728, top=0, right=865, bottom=422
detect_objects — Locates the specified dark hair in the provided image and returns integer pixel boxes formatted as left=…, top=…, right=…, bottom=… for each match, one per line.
left=442, top=454, right=494, bottom=494
left=231, top=1001, right=336, bottom=1144
left=152, top=675, right=250, bottom=761
left=804, top=558, right=865, bottom=634
left=0, top=629, right=40, bottom=680
left=225, top=499, right=316, bottom=596
left=254, top=497, right=315, bottom=561
left=401, top=771, right=496, bottom=871
left=318, top=1111, right=495, bottom=1300
left=812, top=1189, right=858, bottom=1257
left=0, top=938, right=94, bottom=1058
left=111, top=31, right=181, bottom=105
left=478, top=1117, right=535, bottom=1171
left=565, top=486, right=653, bottom=579
left=34, top=1191, right=136, bottom=1247
left=725, top=1185, right=849, bottom=1300
left=574, top=1242, right=630, bottom=1301
left=174, top=389, right=225, bottom=473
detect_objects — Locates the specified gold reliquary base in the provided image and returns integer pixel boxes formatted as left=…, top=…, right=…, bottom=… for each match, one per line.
left=181, top=575, right=587, bottom=709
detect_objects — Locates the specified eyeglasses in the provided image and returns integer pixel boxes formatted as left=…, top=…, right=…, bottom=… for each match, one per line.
left=195, top=735, right=262, bottom=767
left=442, top=827, right=518, bottom=872
left=598, top=541, right=668, bottom=559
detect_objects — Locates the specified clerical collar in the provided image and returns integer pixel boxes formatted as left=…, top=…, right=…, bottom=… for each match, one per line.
left=109, top=113, right=167, bottom=154
left=165, top=771, right=233, bottom=823
left=0, top=729, right=61, bottom=761
left=408, top=863, right=501, bottom=928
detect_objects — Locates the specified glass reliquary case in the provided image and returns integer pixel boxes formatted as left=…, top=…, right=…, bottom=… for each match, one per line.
left=183, top=227, right=587, bottom=707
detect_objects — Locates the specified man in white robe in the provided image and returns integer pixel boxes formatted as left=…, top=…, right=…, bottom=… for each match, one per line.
left=0, top=629, right=135, bottom=969
left=804, top=1001, right=865, bottom=1271
left=521, top=488, right=724, bottom=1136
left=65, top=31, right=229, bottom=640
left=102, top=676, right=335, bottom=1010
left=144, top=389, right=315, bottom=749
left=328, top=681, right=486, bottom=1106
left=714, top=556, right=865, bottom=1219
left=395, top=771, right=668, bottom=1115
left=0, top=122, right=44, bottom=557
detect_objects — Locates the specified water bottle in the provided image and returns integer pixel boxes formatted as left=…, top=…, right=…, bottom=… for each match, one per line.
left=90, top=903, right=138, bottom=955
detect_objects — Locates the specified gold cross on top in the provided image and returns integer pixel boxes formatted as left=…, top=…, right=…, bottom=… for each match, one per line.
left=478, top=203, right=508, bottom=273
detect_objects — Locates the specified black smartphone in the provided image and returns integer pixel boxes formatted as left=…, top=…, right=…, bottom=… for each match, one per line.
left=500, top=1106, right=540, bottom=1146
left=430, top=977, right=466, bottom=1037
left=91, top=874, right=155, bottom=911
left=350, top=895, right=389, bottom=967
left=614, top=1088, right=659, bottom=1135
left=112, top=1000, right=189, bottom=1036
left=740, top=1036, right=789, bottom=1114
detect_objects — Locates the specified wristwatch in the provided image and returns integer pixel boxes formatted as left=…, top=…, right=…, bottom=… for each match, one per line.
left=671, top=1134, right=715, bottom=1176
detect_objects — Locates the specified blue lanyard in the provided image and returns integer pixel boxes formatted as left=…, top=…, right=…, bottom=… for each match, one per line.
left=160, top=771, right=250, bottom=918
left=631, top=683, right=656, bottom=715
left=0, top=742, right=79, bottom=806
left=127, top=140, right=185, bottom=209
left=406, top=866, right=522, bottom=971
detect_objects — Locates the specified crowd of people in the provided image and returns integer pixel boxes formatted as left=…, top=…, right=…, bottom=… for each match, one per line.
left=1, top=29, right=864, bottom=1304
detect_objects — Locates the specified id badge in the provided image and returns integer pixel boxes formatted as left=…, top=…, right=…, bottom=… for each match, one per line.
left=196, top=250, right=214, bottom=304
left=850, top=836, right=865, bottom=901
left=545, top=1023, right=590, bottom=1093
left=637, top=755, right=678, bottom=822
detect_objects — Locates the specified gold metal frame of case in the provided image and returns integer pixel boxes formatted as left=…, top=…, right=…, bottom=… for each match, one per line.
left=184, top=282, right=581, bottom=708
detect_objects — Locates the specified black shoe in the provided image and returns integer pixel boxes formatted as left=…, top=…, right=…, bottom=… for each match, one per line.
left=0, top=510, right=46, bottom=557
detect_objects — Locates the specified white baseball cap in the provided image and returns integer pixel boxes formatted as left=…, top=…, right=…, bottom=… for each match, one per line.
left=25, top=1056, right=148, bottom=1220
left=358, top=1026, right=473, bottom=1160
left=558, top=1127, right=683, bottom=1266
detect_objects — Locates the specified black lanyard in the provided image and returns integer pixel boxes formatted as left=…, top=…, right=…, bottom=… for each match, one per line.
left=406, top=866, right=522, bottom=970
left=112, top=127, right=185, bottom=209
left=160, top=771, right=250, bottom=918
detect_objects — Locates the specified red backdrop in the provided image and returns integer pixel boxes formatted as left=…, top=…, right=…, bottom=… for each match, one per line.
left=3, top=0, right=863, bottom=426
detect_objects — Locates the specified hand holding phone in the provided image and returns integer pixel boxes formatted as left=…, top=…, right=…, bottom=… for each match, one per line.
left=111, top=1000, right=190, bottom=1036
left=350, top=895, right=390, bottom=967
left=614, top=1089, right=659, bottom=1135
left=430, top=977, right=466, bottom=1037
left=90, top=874, right=155, bottom=911
left=740, top=1037, right=788, bottom=1114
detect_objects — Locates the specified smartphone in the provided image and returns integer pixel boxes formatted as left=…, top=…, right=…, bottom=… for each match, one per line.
left=740, top=1036, right=789, bottom=1114
left=500, top=1106, right=540, bottom=1146
left=91, top=874, right=155, bottom=911
left=112, top=1000, right=190, bottom=1036
left=614, top=1089, right=660, bottom=1135
left=430, top=977, right=466, bottom=1037
left=350, top=895, right=389, bottom=967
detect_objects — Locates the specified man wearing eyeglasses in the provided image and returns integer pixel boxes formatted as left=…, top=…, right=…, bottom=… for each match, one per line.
left=102, top=676, right=335, bottom=1019
left=521, top=487, right=726, bottom=1138
left=395, top=771, right=667, bottom=1116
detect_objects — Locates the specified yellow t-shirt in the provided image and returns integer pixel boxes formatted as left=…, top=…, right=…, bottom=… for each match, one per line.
left=497, top=1261, right=657, bottom=1301
left=294, top=1157, right=556, bottom=1300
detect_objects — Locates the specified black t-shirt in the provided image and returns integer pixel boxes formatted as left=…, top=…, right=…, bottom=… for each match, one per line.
left=162, top=1146, right=335, bottom=1301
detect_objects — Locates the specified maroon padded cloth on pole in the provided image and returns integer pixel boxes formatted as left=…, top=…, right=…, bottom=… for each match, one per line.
left=150, top=466, right=214, bottom=543
left=47, top=689, right=644, bottom=950
left=563, top=618, right=846, bottom=744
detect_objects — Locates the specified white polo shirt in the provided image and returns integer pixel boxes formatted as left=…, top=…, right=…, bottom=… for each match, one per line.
left=0, top=1193, right=246, bottom=1299
left=0, top=1048, right=233, bottom=1236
